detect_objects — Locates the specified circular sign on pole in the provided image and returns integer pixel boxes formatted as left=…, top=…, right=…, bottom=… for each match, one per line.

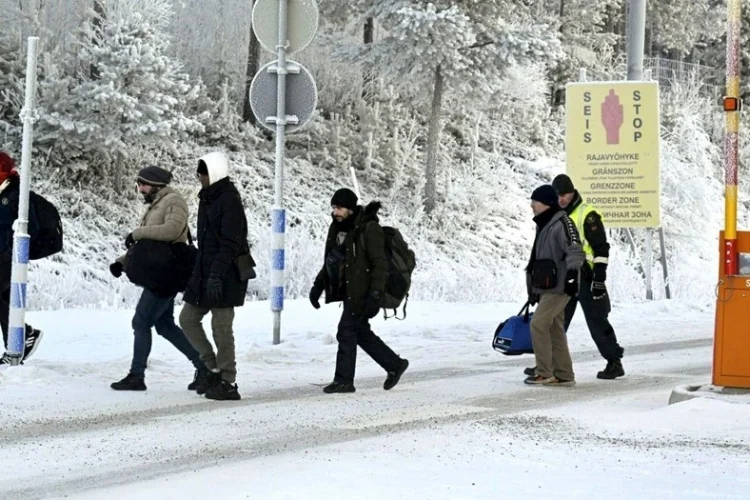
left=252, top=0, right=319, bottom=55
left=250, top=60, right=318, bottom=134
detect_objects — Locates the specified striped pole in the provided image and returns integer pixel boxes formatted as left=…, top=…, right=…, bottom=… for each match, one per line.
left=725, top=0, right=741, bottom=276
left=7, top=37, right=39, bottom=365
left=270, top=0, right=289, bottom=345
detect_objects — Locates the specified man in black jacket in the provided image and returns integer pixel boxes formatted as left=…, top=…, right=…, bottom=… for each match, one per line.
left=0, top=152, right=42, bottom=365
left=180, top=152, right=249, bottom=401
left=309, top=188, right=409, bottom=394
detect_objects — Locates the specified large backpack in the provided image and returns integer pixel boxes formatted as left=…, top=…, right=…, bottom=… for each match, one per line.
left=29, top=191, right=63, bottom=260
left=381, top=226, right=416, bottom=319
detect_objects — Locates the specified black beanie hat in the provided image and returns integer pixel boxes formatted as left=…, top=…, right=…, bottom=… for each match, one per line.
left=531, top=184, right=559, bottom=207
left=552, top=174, right=576, bottom=195
left=137, top=166, right=172, bottom=187
left=331, top=188, right=358, bottom=210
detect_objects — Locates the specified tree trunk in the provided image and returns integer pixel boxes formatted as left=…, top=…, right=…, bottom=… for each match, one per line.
left=362, top=17, right=375, bottom=104
left=424, top=65, right=444, bottom=214
left=90, top=0, right=105, bottom=79
left=243, top=0, right=262, bottom=123
left=559, top=0, right=565, bottom=17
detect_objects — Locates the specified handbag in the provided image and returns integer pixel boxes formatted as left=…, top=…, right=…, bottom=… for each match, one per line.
left=235, top=252, right=256, bottom=281
left=492, top=302, right=534, bottom=356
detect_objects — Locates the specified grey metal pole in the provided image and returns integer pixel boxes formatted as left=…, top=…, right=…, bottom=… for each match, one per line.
left=7, top=37, right=39, bottom=366
left=271, top=0, right=289, bottom=345
left=626, top=0, right=653, bottom=299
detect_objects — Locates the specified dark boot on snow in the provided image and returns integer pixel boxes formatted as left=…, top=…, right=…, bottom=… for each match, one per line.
left=111, top=373, right=146, bottom=391
left=597, top=359, right=625, bottom=380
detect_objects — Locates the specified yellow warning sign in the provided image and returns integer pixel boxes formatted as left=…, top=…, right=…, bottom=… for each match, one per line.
left=565, top=81, right=661, bottom=228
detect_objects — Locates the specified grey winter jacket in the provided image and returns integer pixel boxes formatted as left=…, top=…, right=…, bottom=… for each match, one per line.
left=527, top=210, right=586, bottom=295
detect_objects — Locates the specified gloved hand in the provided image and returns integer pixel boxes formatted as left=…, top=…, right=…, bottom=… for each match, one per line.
left=528, top=293, right=540, bottom=306
left=205, top=274, right=223, bottom=303
left=124, top=233, right=135, bottom=249
left=364, top=290, right=382, bottom=319
left=309, top=284, right=323, bottom=310
left=109, top=262, right=123, bottom=278
left=563, top=269, right=579, bottom=297
left=591, top=281, right=607, bottom=300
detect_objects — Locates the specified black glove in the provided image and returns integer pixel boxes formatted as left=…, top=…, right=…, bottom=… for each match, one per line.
left=593, top=263, right=607, bottom=283
left=591, top=281, right=607, bottom=300
left=563, top=269, right=579, bottom=297
left=205, top=274, right=223, bottom=303
left=528, top=293, right=540, bottom=306
left=109, top=262, right=123, bottom=278
left=125, top=233, right=135, bottom=249
left=364, top=290, right=382, bottom=319
left=309, top=285, right=323, bottom=310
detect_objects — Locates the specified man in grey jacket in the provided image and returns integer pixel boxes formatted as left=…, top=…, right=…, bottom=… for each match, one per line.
left=525, top=184, right=585, bottom=386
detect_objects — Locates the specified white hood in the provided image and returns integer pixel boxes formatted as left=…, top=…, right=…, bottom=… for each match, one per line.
left=198, top=152, right=229, bottom=185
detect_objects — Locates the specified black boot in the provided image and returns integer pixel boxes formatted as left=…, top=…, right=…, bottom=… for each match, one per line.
left=111, top=373, right=146, bottom=391
left=384, top=358, right=409, bottom=390
left=205, top=380, right=241, bottom=401
left=597, top=359, right=625, bottom=380
left=195, top=370, right=222, bottom=395
left=523, top=366, right=536, bottom=376
left=323, top=381, right=356, bottom=394
left=187, top=367, right=209, bottom=391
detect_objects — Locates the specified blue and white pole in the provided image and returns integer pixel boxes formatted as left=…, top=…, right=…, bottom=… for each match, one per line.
left=270, top=0, right=289, bottom=345
left=7, top=37, right=39, bottom=366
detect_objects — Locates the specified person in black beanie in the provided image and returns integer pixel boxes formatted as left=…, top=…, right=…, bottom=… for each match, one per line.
left=109, top=165, right=205, bottom=391
left=524, top=184, right=584, bottom=386
left=309, top=188, right=409, bottom=394
left=539, top=173, right=625, bottom=380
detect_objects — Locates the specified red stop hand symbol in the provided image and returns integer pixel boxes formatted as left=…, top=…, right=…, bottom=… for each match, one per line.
left=601, top=89, right=623, bottom=145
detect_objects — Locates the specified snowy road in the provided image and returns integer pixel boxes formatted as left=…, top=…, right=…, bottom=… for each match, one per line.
left=2, top=336, right=712, bottom=499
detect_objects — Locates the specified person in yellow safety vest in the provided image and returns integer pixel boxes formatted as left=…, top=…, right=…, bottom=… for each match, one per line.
left=525, top=174, right=625, bottom=380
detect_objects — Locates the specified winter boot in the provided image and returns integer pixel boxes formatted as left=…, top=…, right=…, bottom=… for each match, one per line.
left=384, top=358, right=410, bottom=390
left=187, top=367, right=210, bottom=391
left=523, top=366, right=536, bottom=377
left=110, top=373, right=147, bottom=391
left=205, top=380, right=241, bottom=401
left=597, top=359, right=625, bottom=380
left=323, top=381, right=356, bottom=394
left=23, top=328, right=43, bottom=361
left=195, top=370, right=222, bottom=395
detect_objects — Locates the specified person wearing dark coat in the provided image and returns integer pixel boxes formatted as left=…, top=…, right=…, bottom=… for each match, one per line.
left=309, top=188, right=409, bottom=394
left=180, top=152, right=249, bottom=401
left=0, top=152, right=43, bottom=365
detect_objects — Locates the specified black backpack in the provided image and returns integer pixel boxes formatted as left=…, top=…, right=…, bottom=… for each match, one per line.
left=29, top=191, right=63, bottom=260
left=381, top=226, right=416, bottom=319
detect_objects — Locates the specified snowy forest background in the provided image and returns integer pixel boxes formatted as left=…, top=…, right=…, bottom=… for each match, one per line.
left=1, top=0, right=748, bottom=309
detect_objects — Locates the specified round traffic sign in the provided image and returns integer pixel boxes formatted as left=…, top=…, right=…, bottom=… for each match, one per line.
left=252, top=0, right=319, bottom=55
left=250, top=60, right=318, bottom=134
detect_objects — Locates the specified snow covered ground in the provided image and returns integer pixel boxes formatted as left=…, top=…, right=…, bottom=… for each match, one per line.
left=2, top=298, right=748, bottom=499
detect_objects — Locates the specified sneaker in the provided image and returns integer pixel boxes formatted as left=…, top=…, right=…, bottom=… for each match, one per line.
left=384, top=358, right=409, bottom=390
left=523, top=366, right=536, bottom=377
left=205, top=380, right=241, bottom=401
left=195, top=370, right=222, bottom=395
left=323, top=381, right=356, bottom=394
left=23, top=328, right=43, bottom=361
left=110, top=373, right=147, bottom=391
left=0, top=353, right=22, bottom=365
left=597, top=359, right=625, bottom=380
left=524, top=375, right=556, bottom=385
left=546, top=377, right=576, bottom=387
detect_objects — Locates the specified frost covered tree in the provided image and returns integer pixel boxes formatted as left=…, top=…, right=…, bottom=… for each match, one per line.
left=333, top=0, right=562, bottom=213
left=36, top=0, right=203, bottom=177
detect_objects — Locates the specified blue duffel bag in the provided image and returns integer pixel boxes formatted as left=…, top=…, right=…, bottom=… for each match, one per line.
left=492, top=302, right=534, bottom=355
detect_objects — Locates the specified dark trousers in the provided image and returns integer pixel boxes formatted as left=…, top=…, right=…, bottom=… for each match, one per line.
left=0, top=259, right=32, bottom=349
left=564, top=276, right=624, bottom=361
left=130, top=288, right=202, bottom=376
left=334, top=301, right=402, bottom=384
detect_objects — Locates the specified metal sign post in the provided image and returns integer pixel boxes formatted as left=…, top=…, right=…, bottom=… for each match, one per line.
left=7, top=37, right=39, bottom=365
left=251, top=0, right=318, bottom=345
